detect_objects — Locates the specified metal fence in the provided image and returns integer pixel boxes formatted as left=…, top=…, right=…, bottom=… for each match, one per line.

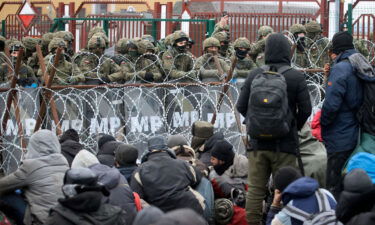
left=4, top=14, right=52, bottom=39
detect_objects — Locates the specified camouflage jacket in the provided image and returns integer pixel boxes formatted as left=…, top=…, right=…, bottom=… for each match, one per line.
left=37, top=56, right=81, bottom=85
left=250, top=39, right=266, bottom=67
left=230, top=55, right=257, bottom=78
left=195, top=53, right=230, bottom=81
left=305, top=36, right=330, bottom=68
left=109, top=55, right=163, bottom=83
left=0, top=62, right=36, bottom=83
left=162, top=48, right=197, bottom=81
left=27, top=52, right=40, bottom=75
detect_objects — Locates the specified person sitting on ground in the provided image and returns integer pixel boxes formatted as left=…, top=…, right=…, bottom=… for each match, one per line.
left=336, top=169, right=375, bottom=224
left=191, top=121, right=215, bottom=152
left=59, top=129, right=83, bottom=167
left=131, top=136, right=205, bottom=214
left=0, top=130, right=69, bottom=225
left=71, top=149, right=137, bottom=224
left=267, top=166, right=337, bottom=225
left=115, top=143, right=139, bottom=183
left=44, top=168, right=127, bottom=225
left=209, top=140, right=248, bottom=205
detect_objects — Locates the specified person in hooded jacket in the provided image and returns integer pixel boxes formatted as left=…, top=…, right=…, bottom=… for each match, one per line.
left=321, top=31, right=375, bottom=199
left=198, top=132, right=225, bottom=168
left=236, top=33, right=312, bottom=225
left=130, top=136, right=205, bottom=214
left=0, top=130, right=69, bottom=225
left=336, top=169, right=375, bottom=224
left=44, top=168, right=127, bottom=225
left=71, top=150, right=137, bottom=224
left=268, top=167, right=337, bottom=225
left=59, top=129, right=83, bottom=166
left=191, top=121, right=215, bottom=152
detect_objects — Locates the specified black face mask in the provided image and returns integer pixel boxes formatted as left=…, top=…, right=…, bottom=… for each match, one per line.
left=176, top=45, right=187, bottom=53
left=144, top=54, right=156, bottom=61
left=213, top=159, right=233, bottom=176
left=294, top=35, right=306, bottom=51
left=235, top=49, right=248, bottom=59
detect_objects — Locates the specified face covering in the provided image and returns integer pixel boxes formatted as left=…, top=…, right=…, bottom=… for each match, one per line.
left=235, top=49, right=248, bottom=59
left=176, top=45, right=187, bottom=53
left=128, top=50, right=138, bottom=57
left=219, top=44, right=229, bottom=54
left=295, top=34, right=306, bottom=52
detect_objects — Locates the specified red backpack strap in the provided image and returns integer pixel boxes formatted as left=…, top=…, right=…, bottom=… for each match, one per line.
left=133, top=192, right=143, bottom=212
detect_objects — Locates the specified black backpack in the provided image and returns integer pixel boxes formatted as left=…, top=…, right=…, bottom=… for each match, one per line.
left=357, top=79, right=375, bottom=136
left=246, top=65, right=293, bottom=140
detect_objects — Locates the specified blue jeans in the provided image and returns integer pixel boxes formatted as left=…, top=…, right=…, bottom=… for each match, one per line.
left=0, top=192, right=27, bottom=225
left=196, top=177, right=215, bottom=224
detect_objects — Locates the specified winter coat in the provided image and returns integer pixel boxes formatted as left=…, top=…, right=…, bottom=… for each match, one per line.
left=44, top=191, right=127, bottom=225
left=131, top=151, right=205, bottom=214
left=209, top=154, right=248, bottom=197
left=321, top=50, right=366, bottom=153
left=271, top=177, right=336, bottom=225
left=237, top=33, right=312, bottom=154
left=60, top=140, right=83, bottom=166
left=0, top=130, right=69, bottom=225
left=89, top=163, right=137, bottom=224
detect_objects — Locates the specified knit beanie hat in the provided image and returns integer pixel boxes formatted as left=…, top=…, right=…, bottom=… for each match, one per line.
left=332, top=31, right=354, bottom=54
left=274, top=166, right=302, bottom=192
left=115, top=144, right=139, bottom=166
left=59, top=129, right=79, bottom=143
left=211, top=140, right=235, bottom=162
left=343, top=169, right=372, bottom=193
left=97, top=134, right=116, bottom=150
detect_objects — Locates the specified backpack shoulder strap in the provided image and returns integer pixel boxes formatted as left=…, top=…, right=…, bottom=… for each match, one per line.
left=277, top=65, right=292, bottom=74
left=283, top=204, right=312, bottom=222
left=315, top=189, right=332, bottom=211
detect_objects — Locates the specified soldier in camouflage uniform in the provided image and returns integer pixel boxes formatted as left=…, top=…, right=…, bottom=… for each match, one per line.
left=54, top=31, right=75, bottom=57
left=41, top=33, right=54, bottom=56
left=249, top=26, right=273, bottom=67
left=0, top=40, right=37, bottom=86
left=109, top=39, right=163, bottom=83
left=212, top=15, right=230, bottom=36
left=289, top=23, right=310, bottom=68
left=71, top=36, right=121, bottom=85
left=162, top=30, right=197, bottom=82
left=157, top=33, right=174, bottom=58
left=87, top=27, right=109, bottom=48
left=37, top=38, right=81, bottom=85
left=232, top=37, right=256, bottom=80
left=354, top=38, right=370, bottom=58
left=141, top=34, right=156, bottom=46
left=305, top=21, right=330, bottom=68
left=23, top=36, right=41, bottom=75
left=195, top=37, right=229, bottom=82
left=212, top=31, right=234, bottom=59
left=111, top=38, right=129, bottom=65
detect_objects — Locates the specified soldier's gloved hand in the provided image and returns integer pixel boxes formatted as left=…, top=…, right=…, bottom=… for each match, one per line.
left=144, top=72, right=154, bottom=81
left=100, top=76, right=111, bottom=84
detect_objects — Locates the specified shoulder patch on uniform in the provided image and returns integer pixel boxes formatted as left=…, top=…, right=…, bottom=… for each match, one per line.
left=166, top=55, right=172, bottom=59
left=328, top=81, right=332, bottom=86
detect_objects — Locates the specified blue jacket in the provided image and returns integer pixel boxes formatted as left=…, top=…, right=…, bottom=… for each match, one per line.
left=321, top=49, right=363, bottom=153
left=271, top=177, right=336, bottom=225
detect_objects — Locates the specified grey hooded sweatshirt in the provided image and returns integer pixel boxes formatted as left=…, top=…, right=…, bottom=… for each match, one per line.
left=0, top=129, right=69, bottom=225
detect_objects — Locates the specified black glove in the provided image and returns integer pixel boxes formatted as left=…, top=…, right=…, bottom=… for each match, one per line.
left=100, top=76, right=111, bottom=84
left=144, top=72, right=154, bottom=81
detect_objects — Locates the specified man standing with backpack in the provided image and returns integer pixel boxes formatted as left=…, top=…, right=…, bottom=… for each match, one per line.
left=321, top=31, right=375, bottom=200
left=236, top=33, right=312, bottom=225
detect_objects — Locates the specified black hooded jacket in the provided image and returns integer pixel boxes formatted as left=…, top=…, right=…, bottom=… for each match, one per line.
left=61, top=140, right=83, bottom=166
left=198, top=132, right=224, bottom=167
left=236, top=33, right=312, bottom=154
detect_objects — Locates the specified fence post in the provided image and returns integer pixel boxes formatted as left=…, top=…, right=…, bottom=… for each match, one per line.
left=347, top=1, right=353, bottom=35
left=1, top=20, right=5, bottom=37
left=103, top=19, right=109, bottom=36
left=151, top=20, right=157, bottom=41
left=57, top=19, right=65, bottom=31
left=206, top=19, right=215, bottom=37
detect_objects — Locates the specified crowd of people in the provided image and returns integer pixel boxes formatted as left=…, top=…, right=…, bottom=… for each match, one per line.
left=0, top=16, right=374, bottom=225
